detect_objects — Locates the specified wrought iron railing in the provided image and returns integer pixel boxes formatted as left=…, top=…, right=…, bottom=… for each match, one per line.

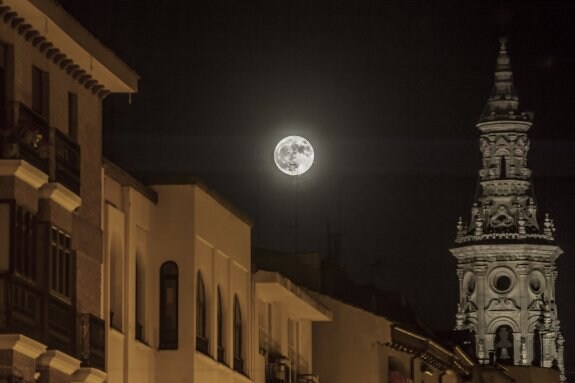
left=46, top=296, right=75, bottom=354
left=217, top=345, right=226, bottom=364
left=0, top=102, right=81, bottom=195
left=196, top=334, right=209, bottom=355
left=0, top=103, right=49, bottom=173
left=233, top=356, right=244, bottom=374
left=78, top=313, right=105, bottom=371
left=0, top=273, right=84, bottom=365
left=0, top=273, right=43, bottom=340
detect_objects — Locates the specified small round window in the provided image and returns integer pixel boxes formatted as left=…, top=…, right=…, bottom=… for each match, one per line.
left=490, top=268, right=515, bottom=294
left=495, top=275, right=511, bottom=291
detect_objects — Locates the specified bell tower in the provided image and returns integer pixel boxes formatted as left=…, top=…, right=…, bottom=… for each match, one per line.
left=451, top=38, right=566, bottom=381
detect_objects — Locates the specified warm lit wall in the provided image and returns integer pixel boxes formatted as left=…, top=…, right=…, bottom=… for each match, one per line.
left=312, top=293, right=393, bottom=383
left=0, top=1, right=105, bottom=316
left=151, top=184, right=253, bottom=383
left=104, top=174, right=156, bottom=383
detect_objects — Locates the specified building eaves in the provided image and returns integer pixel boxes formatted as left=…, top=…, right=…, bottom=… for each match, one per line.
left=103, top=159, right=158, bottom=204
left=255, top=270, right=333, bottom=321
left=1, top=0, right=139, bottom=95
left=143, top=174, right=254, bottom=227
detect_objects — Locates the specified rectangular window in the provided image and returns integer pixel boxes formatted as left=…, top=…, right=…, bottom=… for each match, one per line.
left=135, top=252, right=145, bottom=342
left=0, top=44, right=6, bottom=125
left=49, top=227, right=72, bottom=301
left=258, top=300, right=269, bottom=354
left=68, top=92, right=78, bottom=140
left=288, top=318, right=299, bottom=382
left=13, top=205, right=37, bottom=282
left=32, top=66, right=48, bottom=116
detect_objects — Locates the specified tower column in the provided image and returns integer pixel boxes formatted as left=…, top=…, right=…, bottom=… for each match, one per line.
left=516, top=264, right=529, bottom=343
left=474, top=264, right=487, bottom=338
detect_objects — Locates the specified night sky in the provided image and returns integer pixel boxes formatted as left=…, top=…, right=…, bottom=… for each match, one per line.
left=59, top=0, right=575, bottom=369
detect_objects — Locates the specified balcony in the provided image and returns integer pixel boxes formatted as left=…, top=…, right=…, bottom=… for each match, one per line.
left=217, top=345, right=226, bottom=364
left=0, top=102, right=80, bottom=195
left=298, top=374, right=320, bottom=383
left=266, top=356, right=291, bottom=383
left=77, top=313, right=105, bottom=371
left=233, top=356, right=245, bottom=374
left=196, top=334, right=209, bottom=356
left=0, top=273, right=43, bottom=341
left=0, top=273, right=75, bottom=351
left=1, top=102, right=49, bottom=173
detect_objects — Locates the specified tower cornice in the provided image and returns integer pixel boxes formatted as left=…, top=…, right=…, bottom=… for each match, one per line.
left=450, top=243, right=563, bottom=263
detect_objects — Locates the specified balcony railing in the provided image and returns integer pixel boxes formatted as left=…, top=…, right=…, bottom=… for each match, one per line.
left=196, top=334, right=209, bottom=356
left=0, top=102, right=80, bottom=195
left=217, top=345, right=226, bottom=364
left=77, top=313, right=105, bottom=371
left=0, top=273, right=76, bottom=355
left=298, top=374, right=320, bottom=383
left=46, top=296, right=75, bottom=354
left=233, top=356, right=244, bottom=374
left=0, top=102, right=49, bottom=173
left=0, top=273, right=43, bottom=340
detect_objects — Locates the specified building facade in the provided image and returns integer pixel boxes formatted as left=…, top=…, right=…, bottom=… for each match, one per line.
left=451, top=38, right=566, bottom=381
left=104, top=164, right=333, bottom=383
left=0, top=0, right=137, bottom=381
left=255, top=270, right=331, bottom=383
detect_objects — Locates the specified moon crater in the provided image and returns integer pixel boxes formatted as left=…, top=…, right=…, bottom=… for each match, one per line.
left=274, top=136, right=314, bottom=176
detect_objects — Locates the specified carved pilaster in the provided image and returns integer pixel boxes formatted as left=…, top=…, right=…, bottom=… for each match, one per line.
left=516, top=264, right=529, bottom=338
left=473, top=264, right=487, bottom=276
left=557, top=333, right=566, bottom=383
left=520, top=337, right=528, bottom=365
left=473, top=263, right=487, bottom=337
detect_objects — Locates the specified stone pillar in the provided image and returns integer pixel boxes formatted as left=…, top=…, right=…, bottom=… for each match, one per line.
left=516, top=263, right=529, bottom=360
left=456, top=268, right=464, bottom=306
left=473, top=264, right=487, bottom=342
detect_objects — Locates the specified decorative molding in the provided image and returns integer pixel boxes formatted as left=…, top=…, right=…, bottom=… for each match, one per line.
left=0, top=1, right=112, bottom=98
left=0, top=159, right=49, bottom=189
left=0, top=334, right=46, bottom=359
left=37, top=350, right=81, bottom=376
left=40, top=182, right=81, bottom=212
left=71, top=367, right=107, bottom=383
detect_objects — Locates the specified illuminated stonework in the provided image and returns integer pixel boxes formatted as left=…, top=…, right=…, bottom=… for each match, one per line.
left=451, top=38, right=566, bottom=382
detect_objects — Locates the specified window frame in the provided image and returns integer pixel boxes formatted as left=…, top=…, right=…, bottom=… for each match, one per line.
left=159, top=261, right=178, bottom=350
left=233, top=295, right=243, bottom=373
left=11, top=204, right=38, bottom=283
left=48, top=225, right=74, bottom=303
left=31, top=65, right=49, bottom=117
left=195, top=271, right=209, bottom=355
left=217, top=286, right=225, bottom=363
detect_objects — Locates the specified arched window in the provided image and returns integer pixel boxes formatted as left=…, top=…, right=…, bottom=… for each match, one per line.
left=159, top=262, right=178, bottom=349
left=495, top=325, right=514, bottom=364
left=196, top=271, right=209, bottom=354
left=233, top=295, right=243, bottom=373
left=388, top=356, right=409, bottom=383
left=217, top=286, right=225, bottom=363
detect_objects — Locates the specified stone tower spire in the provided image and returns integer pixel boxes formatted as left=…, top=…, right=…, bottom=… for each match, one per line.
left=450, top=39, right=565, bottom=381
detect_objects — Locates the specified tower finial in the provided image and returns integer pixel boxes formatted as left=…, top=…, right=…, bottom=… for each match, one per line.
left=478, top=37, right=528, bottom=124
left=499, top=36, right=508, bottom=51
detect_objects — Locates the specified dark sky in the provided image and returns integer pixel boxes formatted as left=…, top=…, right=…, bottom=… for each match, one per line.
left=60, top=0, right=575, bottom=369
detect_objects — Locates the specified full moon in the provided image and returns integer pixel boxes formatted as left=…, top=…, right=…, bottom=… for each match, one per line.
left=274, top=136, right=314, bottom=176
